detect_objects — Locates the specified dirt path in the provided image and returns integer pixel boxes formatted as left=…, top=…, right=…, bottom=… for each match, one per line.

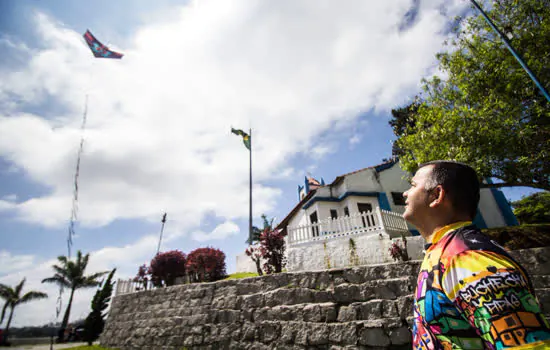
left=10, top=342, right=88, bottom=350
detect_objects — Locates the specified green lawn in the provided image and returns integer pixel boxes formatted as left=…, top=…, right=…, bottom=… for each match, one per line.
left=224, top=272, right=258, bottom=280
left=64, top=346, right=118, bottom=350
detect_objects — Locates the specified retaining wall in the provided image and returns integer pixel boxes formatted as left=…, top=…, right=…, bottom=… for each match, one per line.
left=101, top=246, right=550, bottom=349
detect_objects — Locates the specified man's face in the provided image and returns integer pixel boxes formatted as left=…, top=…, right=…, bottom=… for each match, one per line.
left=403, top=165, right=434, bottom=225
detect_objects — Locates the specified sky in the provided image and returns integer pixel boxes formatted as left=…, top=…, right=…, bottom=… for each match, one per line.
left=0, top=0, right=540, bottom=327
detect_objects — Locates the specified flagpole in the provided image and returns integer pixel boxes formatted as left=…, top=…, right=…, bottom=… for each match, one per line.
left=249, top=128, right=253, bottom=244
left=469, top=0, right=550, bottom=103
left=156, top=213, right=167, bottom=255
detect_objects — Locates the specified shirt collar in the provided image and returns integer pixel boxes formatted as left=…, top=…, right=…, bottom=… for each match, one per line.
left=429, top=221, right=472, bottom=245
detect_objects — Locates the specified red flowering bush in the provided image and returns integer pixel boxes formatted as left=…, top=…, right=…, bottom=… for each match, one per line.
left=186, top=247, right=226, bottom=282
left=149, top=250, right=187, bottom=286
left=388, top=237, right=409, bottom=262
left=133, top=264, right=150, bottom=290
left=259, top=229, right=286, bottom=274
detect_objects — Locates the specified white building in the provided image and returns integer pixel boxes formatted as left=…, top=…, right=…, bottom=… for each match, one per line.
left=236, top=159, right=518, bottom=272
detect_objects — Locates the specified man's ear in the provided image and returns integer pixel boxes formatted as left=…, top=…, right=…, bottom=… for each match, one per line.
left=428, top=185, right=445, bottom=208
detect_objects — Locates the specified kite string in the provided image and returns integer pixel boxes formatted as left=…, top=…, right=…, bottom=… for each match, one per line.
left=67, top=94, right=88, bottom=259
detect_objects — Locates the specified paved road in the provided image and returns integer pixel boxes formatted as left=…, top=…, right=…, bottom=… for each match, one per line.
left=9, top=342, right=88, bottom=350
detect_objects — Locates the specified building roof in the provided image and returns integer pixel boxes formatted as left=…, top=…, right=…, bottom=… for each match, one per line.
left=330, top=159, right=397, bottom=186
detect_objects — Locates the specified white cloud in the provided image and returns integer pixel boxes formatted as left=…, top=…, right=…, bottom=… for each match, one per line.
left=0, top=0, right=470, bottom=325
left=0, top=1, right=467, bottom=231
left=0, top=251, right=35, bottom=275
left=349, top=134, right=362, bottom=148
left=192, top=221, right=240, bottom=242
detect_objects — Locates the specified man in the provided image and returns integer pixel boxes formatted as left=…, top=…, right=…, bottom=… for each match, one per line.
left=403, top=160, right=550, bottom=349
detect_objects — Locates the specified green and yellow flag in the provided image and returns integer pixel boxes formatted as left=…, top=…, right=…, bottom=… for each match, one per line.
left=231, top=128, right=251, bottom=150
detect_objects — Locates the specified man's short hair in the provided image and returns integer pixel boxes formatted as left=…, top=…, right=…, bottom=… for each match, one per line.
left=418, top=160, right=480, bottom=219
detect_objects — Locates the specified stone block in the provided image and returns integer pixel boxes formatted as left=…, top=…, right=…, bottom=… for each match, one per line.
left=280, top=322, right=297, bottom=344
left=313, top=290, right=334, bottom=303
left=343, top=267, right=365, bottom=284
left=308, top=323, right=329, bottom=345
left=334, top=283, right=362, bottom=303
left=319, top=302, right=338, bottom=322
left=328, top=323, right=357, bottom=345
left=260, top=321, right=281, bottom=343
left=243, top=293, right=265, bottom=309
left=358, top=327, right=390, bottom=347
left=358, top=300, right=382, bottom=320
left=396, top=295, right=414, bottom=320
left=381, top=299, right=398, bottom=318
left=388, top=326, right=411, bottom=345
left=303, top=304, right=322, bottom=322
left=237, top=282, right=263, bottom=295
left=337, top=305, right=357, bottom=322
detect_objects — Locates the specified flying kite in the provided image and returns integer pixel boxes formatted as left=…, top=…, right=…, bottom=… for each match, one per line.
left=83, top=29, right=123, bottom=59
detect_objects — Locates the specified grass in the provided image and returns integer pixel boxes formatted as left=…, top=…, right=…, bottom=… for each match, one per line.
left=224, top=272, right=259, bottom=280
left=64, top=346, right=118, bottom=350
left=482, top=223, right=550, bottom=250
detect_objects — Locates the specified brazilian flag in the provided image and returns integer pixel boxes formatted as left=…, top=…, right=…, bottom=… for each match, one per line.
left=231, top=128, right=251, bottom=150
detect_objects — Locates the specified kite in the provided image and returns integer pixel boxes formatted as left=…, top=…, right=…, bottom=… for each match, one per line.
left=83, top=29, right=123, bottom=59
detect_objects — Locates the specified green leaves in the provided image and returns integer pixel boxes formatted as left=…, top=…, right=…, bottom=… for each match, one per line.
left=390, top=0, right=549, bottom=190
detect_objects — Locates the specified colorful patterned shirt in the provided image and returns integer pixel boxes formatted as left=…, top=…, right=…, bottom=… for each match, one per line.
left=412, top=222, right=550, bottom=349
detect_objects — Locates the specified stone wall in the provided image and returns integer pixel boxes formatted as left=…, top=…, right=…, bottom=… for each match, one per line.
left=101, top=247, right=550, bottom=349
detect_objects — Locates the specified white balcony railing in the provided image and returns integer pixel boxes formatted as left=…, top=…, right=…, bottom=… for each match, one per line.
left=286, top=207, right=408, bottom=245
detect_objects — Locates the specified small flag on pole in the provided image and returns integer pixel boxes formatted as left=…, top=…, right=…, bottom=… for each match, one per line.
left=231, top=128, right=251, bottom=150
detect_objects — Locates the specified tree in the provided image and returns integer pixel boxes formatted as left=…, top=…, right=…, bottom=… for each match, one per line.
left=148, top=250, right=187, bottom=287
left=42, top=250, right=107, bottom=342
left=259, top=228, right=286, bottom=274
left=392, top=0, right=549, bottom=190
left=133, top=264, right=150, bottom=291
left=245, top=246, right=263, bottom=276
left=247, top=214, right=274, bottom=244
left=512, top=192, right=550, bottom=224
left=186, top=247, right=226, bottom=283
left=83, top=268, right=116, bottom=345
left=0, top=278, right=47, bottom=344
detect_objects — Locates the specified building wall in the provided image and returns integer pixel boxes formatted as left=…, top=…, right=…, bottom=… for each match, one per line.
left=479, top=188, right=506, bottom=227
left=287, top=233, right=425, bottom=272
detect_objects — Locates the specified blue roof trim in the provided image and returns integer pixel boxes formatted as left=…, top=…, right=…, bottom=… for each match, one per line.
left=374, top=161, right=396, bottom=173
left=485, top=178, right=519, bottom=226
left=473, top=208, right=487, bottom=229
left=409, top=229, right=420, bottom=236
left=377, top=192, right=391, bottom=211
left=302, top=191, right=379, bottom=210
left=304, top=176, right=310, bottom=195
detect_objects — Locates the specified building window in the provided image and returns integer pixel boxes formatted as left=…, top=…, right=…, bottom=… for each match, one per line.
left=357, top=203, right=373, bottom=227
left=330, top=209, right=338, bottom=220
left=344, top=207, right=349, bottom=216
left=357, top=203, right=373, bottom=213
left=392, top=192, right=406, bottom=205
left=310, top=211, right=319, bottom=236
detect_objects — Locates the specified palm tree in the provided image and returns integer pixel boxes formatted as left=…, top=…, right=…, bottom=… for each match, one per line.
left=0, top=278, right=48, bottom=344
left=42, top=250, right=107, bottom=342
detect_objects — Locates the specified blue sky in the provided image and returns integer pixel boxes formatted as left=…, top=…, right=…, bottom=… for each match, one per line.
left=0, top=0, right=540, bottom=326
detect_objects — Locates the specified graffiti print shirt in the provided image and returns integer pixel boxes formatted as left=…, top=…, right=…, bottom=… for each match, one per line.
left=412, top=222, right=550, bottom=349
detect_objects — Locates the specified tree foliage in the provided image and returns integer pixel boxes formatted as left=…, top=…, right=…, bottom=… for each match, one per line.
left=247, top=214, right=274, bottom=244
left=149, top=250, right=187, bottom=287
left=42, top=250, right=107, bottom=342
left=0, top=278, right=47, bottom=344
left=392, top=0, right=550, bottom=190
left=83, top=268, right=116, bottom=345
left=186, top=247, right=226, bottom=283
left=512, top=192, right=550, bottom=224
left=259, top=228, right=286, bottom=274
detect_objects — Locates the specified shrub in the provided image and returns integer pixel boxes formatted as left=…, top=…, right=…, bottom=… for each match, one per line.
left=149, top=250, right=187, bottom=287
left=186, top=247, right=226, bottom=282
left=389, top=236, right=409, bottom=262
left=259, top=229, right=286, bottom=274
left=83, top=268, right=116, bottom=345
